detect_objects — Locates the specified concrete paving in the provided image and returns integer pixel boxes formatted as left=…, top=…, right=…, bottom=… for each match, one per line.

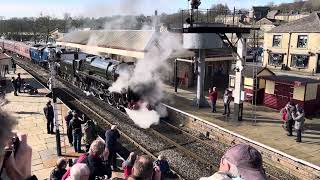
left=164, top=84, right=320, bottom=166
left=1, top=66, right=124, bottom=180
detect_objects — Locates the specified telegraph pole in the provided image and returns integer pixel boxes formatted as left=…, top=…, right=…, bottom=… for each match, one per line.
left=48, top=51, right=61, bottom=156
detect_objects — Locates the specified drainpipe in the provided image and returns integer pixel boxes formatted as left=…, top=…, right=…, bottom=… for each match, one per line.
left=303, top=83, right=307, bottom=110
left=286, top=32, right=292, bottom=69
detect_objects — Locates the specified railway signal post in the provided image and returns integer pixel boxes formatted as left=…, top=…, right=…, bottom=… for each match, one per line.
left=48, top=52, right=62, bottom=156
left=233, top=35, right=247, bottom=121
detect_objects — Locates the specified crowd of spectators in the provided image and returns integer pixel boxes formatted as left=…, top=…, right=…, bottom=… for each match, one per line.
left=0, top=105, right=269, bottom=180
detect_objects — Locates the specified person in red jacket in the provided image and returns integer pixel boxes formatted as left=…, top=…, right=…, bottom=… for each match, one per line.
left=209, top=87, right=218, bottom=113
left=122, top=152, right=137, bottom=178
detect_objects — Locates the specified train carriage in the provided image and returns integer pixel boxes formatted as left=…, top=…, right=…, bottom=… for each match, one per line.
left=3, top=40, right=15, bottom=53
left=14, top=42, right=31, bottom=59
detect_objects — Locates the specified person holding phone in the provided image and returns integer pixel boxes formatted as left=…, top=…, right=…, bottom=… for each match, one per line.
left=127, top=155, right=161, bottom=180
left=0, top=109, right=36, bottom=180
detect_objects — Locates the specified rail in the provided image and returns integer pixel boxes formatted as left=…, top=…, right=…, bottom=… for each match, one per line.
left=14, top=57, right=186, bottom=179
left=13, top=54, right=319, bottom=179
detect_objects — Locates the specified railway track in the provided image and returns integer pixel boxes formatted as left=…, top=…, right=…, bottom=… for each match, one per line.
left=14, top=57, right=301, bottom=180
left=15, top=58, right=210, bottom=179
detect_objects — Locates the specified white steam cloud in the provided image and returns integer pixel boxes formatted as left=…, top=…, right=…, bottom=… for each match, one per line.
left=125, top=103, right=160, bottom=129
left=110, top=32, right=181, bottom=128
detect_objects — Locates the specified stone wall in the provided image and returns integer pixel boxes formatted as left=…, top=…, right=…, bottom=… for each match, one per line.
left=165, top=104, right=320, bottom=180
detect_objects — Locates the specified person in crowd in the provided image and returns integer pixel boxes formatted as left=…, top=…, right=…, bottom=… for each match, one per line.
left=80, top=139, right=112, bottom=180
left=4, top=64, right=9, bottom=74
left=0, top=109, right=36, bottom=180
left=65, top=110, right=74, bottom=146
left=286, top=101, right=296, bottom=136
left=223, top=89, right=232, bottom=117
left=11, top=58, right=16, bottom=74
left=122, top=152, right=137, bottom=178
left=105, top=125, right=120, bottom=170
left=44, top=100, right=55, bottom=134
left=50, top=158, right=67, bottom=180
left=209, top=87, right=218, bottom=113
left=154, top=154, right=175, bottom=180
left=280, top=104, right=289, bottom=130
left=11, top=77, right=18, bottom=96
left=83, top=119, right=97, bottom=152
left=70, top=113, right=87, bottom=152
left=200, top=143, right=267, bottom=180
left=292, top=104, right=305, bottom=143
left=16, top=73, right=23, bottom=93
left=67, top=163, right=90, bottom=180
left=127, top=155, right=161, bottom=180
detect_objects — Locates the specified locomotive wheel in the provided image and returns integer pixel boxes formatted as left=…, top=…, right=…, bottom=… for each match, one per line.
left=79, top=82, right=86, bottom=91
left=107, top=94, right=115, bottom=106
left=98, top=94, right=105, bottom=101
left=90, top=89, right=97, bottom=97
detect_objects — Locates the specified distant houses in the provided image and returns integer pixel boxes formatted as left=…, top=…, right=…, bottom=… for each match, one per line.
left=259, top=12, right=320, bottom=115
left=263, top=12, right=320, bottom=74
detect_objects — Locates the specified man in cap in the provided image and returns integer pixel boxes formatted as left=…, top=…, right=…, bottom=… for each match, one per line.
left=105, top=125, right=120, bottom=170
left=64, top=110, right=74, bottom=146
left=44, top=100, right=55, bottom=134
left=200, top=143, right=267, bottom=180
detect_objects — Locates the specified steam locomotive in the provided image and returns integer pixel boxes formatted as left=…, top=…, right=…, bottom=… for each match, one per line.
left=0, top=39, right=143, bottom=110
left=58, top=56, right=141, bottom=110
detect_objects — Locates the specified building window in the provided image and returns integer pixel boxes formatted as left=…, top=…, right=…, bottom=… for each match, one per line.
left=291, top=54, right=309, bottom=68
left=229, top=76, right=235, bottom=88
left=297, top=35, right=308, bottom=48
left=268, top=53, right=284, bottom=66
left=272, top=35, right=281, bottom=47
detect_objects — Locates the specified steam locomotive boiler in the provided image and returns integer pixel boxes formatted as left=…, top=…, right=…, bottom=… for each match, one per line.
left=58, top=56, right=140, bottom=110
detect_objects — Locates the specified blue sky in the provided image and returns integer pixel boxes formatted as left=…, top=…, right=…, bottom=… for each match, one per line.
left=0, top=0, right=295, bottom=18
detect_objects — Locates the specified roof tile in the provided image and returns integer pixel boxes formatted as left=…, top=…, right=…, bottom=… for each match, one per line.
left=268, top=12, right=320, bottom=33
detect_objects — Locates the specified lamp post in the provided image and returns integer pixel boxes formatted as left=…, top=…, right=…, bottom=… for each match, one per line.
left=48, top=50, right=61, bottom=156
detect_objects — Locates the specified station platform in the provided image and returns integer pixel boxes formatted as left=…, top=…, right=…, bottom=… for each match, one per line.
left=1, top=66, right=124, bottom=179
left=164, top=84, right=320, bottom=166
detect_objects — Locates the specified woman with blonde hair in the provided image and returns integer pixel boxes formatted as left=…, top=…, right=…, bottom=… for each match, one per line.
left=68, top=163, right=90, bottom=180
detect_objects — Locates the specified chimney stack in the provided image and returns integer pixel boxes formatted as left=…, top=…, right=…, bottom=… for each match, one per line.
left=154, top=10, right=160, bottom=32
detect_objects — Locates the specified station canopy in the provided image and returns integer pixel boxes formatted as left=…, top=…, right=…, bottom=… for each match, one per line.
left=57, top=30, right=194, bottom=60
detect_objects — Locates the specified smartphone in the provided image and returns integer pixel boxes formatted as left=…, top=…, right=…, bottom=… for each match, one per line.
left=12, top=137, right=20, bottom=157
left=68, top=159, right=73, bottom=167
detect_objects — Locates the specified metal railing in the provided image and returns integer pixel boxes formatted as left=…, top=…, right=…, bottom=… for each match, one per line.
left=180, top=8, right=250, bottom=27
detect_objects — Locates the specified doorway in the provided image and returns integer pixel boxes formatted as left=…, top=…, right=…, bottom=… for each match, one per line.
left=317, top=54, right=320, bottom=73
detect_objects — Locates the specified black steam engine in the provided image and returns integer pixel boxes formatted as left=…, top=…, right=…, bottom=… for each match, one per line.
left=58, top=56, right=140, bottom=111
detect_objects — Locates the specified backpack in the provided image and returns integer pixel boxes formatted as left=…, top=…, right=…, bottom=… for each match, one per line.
left=282, top=109, right=287, bottom=122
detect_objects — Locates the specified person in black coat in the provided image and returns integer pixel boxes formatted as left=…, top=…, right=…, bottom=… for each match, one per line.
left=69, top=113, right=87, bottom=152
left=43, top=101, right=55, bottom=134
left=80, top=139, right=112, bottom=180
left=11, top=77, right=18, bottom=96
left=105, top=125, right=120, bottom=170
left=64, top=110, right=74, bottom=146
left=16, top=73, right=23, bottom=93
left=49, top=158, right=67, bottom=180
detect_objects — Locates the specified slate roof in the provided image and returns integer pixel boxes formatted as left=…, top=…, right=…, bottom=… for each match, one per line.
left=267, top=10, right=279, bottom=19
left=260, top=75, right=320, bottom=85
left=256, top=18, right=281, bottom=26
left=58, top=30, right=156, bottom=52
left=268, top=12, right=320, bottom=33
